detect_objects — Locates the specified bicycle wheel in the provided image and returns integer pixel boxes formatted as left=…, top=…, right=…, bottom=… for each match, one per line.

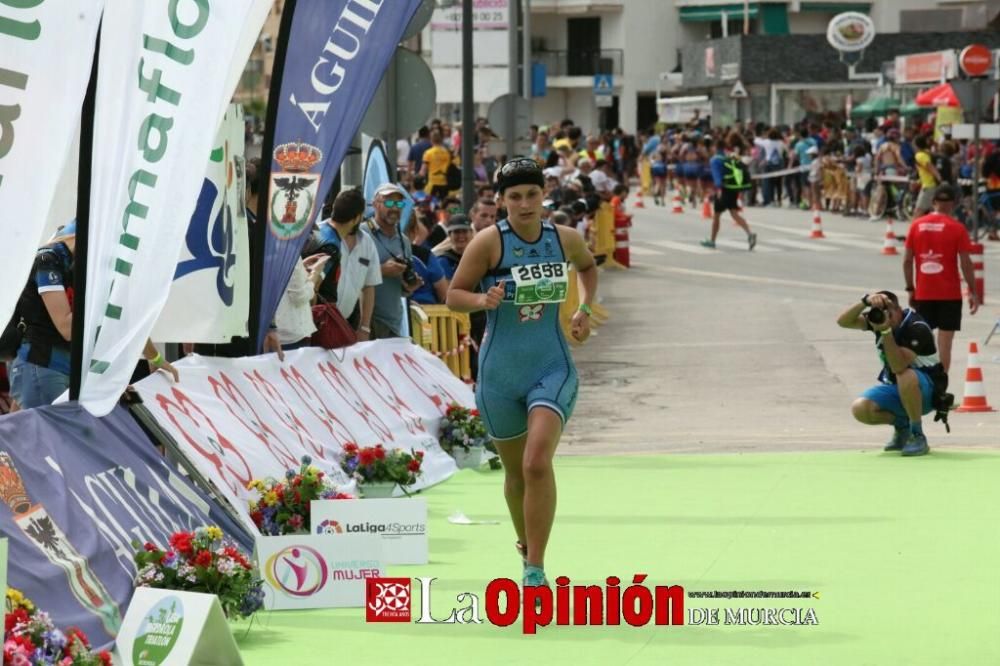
left=900, top=188, right=917, bottom=221
left=868, top=184, right=887, bottom=218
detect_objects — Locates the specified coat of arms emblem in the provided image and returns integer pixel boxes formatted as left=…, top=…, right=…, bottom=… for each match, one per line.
left=269, top=141, right=323, bottom=240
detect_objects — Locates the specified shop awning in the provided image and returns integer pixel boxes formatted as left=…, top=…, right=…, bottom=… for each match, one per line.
left=850, top=97, right=901, bottom=117
left=901, top=100, right=929, bottom=117
left=914, top=82, right=960, bottom=108
left=679, top=3, right=759, bottom=22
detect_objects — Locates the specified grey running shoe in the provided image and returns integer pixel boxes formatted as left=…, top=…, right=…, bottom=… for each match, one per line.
left=748, top=232, right=758, bottom=251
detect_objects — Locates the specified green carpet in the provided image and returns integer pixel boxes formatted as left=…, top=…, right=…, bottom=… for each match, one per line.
left=233, top=450, right=1000, bottom=666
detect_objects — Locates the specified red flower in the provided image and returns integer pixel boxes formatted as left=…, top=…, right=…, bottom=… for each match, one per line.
left=407, top=459, right=421, bottom=472
left=333, top=492, right=353, bottom=500
left=168, top=532, right=194, bottom=555
left=250, top=509, right=264, bottom=526
left=343, top=443, right=358, bottom=455
left=288, top=514, right=304, bottom=531
left=99, top=650, right=113, bottom=666
left=12, top=634, right=35, bottom=653
left=193, top=550, right=213, bottom=568
left=359, top=449, right=376, bottom=466
left=292, top=476, right=302, bottom=486
left=374, top=446, right=386, bottom=461
left=5, top=607, right=30, bottom=632
left=470, top=409, right=480, bottom=417
left=415, top=450, right=425, bottom=460
left=143, top=542, right=158, bottom=552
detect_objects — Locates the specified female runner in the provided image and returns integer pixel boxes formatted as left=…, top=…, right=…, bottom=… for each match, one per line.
left=446, top=157, right=598, bottom=589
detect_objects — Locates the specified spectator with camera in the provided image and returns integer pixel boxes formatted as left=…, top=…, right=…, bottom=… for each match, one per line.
left=313, top=188, right=381, bottom=341
left=903, top=184, right=979, bottom=374
left=365, top=183, right=422, bottom=339
left=837, top=291, right=948, bottom=457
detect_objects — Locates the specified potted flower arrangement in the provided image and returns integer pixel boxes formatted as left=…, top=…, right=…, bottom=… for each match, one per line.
left=339, top=443, right=424, bottom=498
left=439, top=402, right=501, bottom=470
left=4, top=588, right=112, bottom=665
left=131, top=526, right=264, bottom=620
left=247, top=455, right=353, bottom=536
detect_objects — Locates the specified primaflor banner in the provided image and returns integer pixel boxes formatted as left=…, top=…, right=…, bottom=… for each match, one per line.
left=0, top=1, right=103, bottom=328
left=132, top=339, right=467, bottom=532
left=80, top=0, right=271, bottom=416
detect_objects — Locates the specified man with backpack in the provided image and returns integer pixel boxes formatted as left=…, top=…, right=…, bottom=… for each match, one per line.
left=701, top=136, right=758, bottom=251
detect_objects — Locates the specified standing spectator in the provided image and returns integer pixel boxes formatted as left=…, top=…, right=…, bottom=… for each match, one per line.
left=421, top=130, right=453, bottom=201
left=912, top=134, right=941, bottom=217
left=274, top=257, right=322, bottom=350
left=407, top=126, right=432, bottom=180
left=365, top=183, right=421, bottom=339
left=755, top=128, right=785, bottom=207
left=405, top=220, right=449, bottom=306
left=470, top=197, right=499, bottom=232
left=903, top=184, right=980, bottom=374
left=435, top=215, right=473, bottom=280
left=313, top=188, right=381, bottom=341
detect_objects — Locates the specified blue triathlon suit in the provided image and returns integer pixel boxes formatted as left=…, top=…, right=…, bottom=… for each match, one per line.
left=476, top=220, right=578, bottom=440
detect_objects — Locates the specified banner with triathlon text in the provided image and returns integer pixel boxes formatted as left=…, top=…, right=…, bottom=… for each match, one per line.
left=151, top=104, right=251, bottom=344
left=132, top=339, right=467, bottom=532
left=255, top=0, right=423, bottom=350
left=0, top=1, right=103, bottom=328
left=0, top=403, right=251, bottom=647
left=80, top=0, right=271, bottom=416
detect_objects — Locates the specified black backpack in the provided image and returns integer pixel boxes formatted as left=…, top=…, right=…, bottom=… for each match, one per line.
left=446, top=158, right=462, bottom=191
left=0, top=307, right=25, bottom=362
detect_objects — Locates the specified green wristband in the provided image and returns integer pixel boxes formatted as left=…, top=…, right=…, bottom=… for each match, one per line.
left=578, top=303, right=593, bottom=317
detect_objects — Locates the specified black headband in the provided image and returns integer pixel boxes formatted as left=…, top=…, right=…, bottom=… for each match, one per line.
left=497, top=158, right=544, bottom=193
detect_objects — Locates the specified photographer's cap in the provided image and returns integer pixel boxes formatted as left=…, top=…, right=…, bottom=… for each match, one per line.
left=933, top=183, right=958, bottom=202
left=374, top=182, right=405, bottom=199
left=446, top=214, right=472, bottom=233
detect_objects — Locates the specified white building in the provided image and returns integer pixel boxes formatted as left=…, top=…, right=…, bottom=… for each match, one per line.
left=423, top=0, right=997, bottom=134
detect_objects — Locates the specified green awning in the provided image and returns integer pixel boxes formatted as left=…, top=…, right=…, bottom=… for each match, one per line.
left=679, top=3, right=759, bottom=22
left=800, top=3, right=872, bottom=12
left=851, top=97, right=901, bottom=117
left=901, top=100, right=929, bottom=117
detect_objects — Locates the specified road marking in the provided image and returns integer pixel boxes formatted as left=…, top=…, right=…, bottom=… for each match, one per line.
left=768, top=238, right=838, bottom=252
left=626, top=245, right=662, bottom=256
left=714, top=238, right=780, bottom=252
left=641, top=264, right=865, bottom=293
left=644, top=239, right=716, bottom=255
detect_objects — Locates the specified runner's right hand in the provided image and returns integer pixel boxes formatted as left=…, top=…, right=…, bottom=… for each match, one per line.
left=482, top=281, right=505, bottom=310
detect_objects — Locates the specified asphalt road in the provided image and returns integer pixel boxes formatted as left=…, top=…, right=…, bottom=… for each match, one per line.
left=562, top=197, right=1000, bottom=455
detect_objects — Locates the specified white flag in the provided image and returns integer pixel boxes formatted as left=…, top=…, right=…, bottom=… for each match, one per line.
left=80, top=0, right=271, bottom=416
left=0, top=2, right=103, bottom=327
left=151, top=104, right=250, bottom=344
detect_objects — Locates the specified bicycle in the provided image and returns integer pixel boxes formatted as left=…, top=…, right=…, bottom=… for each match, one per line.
left=868, top=169, right=914, bottom=220
left=955, top=188, right=1000, bottom=243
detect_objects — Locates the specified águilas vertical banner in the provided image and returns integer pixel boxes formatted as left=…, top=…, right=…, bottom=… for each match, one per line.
left=80, top=0, right=271, bottom=417
left=255, top=0, right=423, bottom=350
left=0, top=1, right=104, bottom=328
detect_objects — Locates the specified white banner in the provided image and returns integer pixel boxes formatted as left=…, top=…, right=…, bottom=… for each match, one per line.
left=81, top=0, right=271, bottom=416
left=132, top=339, right=467, bottom=532
left=152, top=104, right=250, bottom=343
left=0, top=2, right=103, bottom=327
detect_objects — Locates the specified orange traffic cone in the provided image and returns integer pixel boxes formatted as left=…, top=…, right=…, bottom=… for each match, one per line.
left=810, top=207, right=826, bottom=239
left=701, top=196, right=712, bottom=219
left=672, top=194, right=684, bottom=214
left=880, top=217, right=898, bottom=256
left=634, top=189, right=645, bottom=209
left=955, top=342, right=996, bottom=412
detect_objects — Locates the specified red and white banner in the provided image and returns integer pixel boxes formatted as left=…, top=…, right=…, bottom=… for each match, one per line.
left=133, top=339, right=469, bottom=531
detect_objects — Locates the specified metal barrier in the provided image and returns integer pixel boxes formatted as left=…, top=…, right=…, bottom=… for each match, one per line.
left=410, top=303, right=473, bottom=382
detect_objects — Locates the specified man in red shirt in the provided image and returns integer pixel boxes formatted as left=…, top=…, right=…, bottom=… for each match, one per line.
left=903, top=184, right=980, bottom=373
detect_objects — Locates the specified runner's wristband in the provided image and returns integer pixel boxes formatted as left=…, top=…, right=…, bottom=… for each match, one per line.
left=578, top=303, right=593, bottom=317
left=149, top=352, right=164, bottom=366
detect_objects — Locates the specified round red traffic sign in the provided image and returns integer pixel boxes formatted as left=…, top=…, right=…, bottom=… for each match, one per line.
left=959, top=44, right=991, bottom=77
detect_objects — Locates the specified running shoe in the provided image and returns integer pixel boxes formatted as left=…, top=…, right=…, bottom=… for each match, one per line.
left=901, top=433, right=930, bottom=457
left=748, top=232, right=757, bottom=251
left=699, top=239, right=716, bottom=249
left=884, top=428, right=908, bottom=452
left=523, top=565, right=548, bottom=588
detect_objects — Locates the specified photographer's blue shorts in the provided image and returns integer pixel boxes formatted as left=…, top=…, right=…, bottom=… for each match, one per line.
left=861, top=372, right=935, bottom=421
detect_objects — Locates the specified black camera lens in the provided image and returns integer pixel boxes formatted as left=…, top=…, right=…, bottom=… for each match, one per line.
left=866, top=307, right=886, bottom=326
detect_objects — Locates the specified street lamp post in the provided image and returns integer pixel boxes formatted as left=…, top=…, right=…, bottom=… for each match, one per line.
left=461, top=0, right=475, bottom=209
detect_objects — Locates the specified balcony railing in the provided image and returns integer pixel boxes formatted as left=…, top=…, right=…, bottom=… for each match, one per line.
left=532, top=49, right=624, bottom=77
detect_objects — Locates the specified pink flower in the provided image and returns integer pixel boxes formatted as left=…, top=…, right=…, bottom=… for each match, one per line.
left=288, top=514, right=304, bottom=531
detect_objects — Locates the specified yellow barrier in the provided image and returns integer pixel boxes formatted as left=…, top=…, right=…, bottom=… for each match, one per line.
left=639, top=156, right=652, bottom=195
left=411, top=304, right=473, bottom=381
left=593, top=202, right=625, bottom=270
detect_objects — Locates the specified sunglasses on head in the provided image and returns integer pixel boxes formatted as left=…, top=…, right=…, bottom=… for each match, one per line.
left=381, top=199, right=406, bottom=209
left=499, top=157, right=540, bottom=177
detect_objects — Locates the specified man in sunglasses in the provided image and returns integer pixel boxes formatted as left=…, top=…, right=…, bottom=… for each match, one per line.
left=364, top=183, right=422, bottom=339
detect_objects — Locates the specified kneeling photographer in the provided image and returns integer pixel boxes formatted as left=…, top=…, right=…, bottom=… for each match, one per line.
left=837, top=291, right=950, bottom=457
